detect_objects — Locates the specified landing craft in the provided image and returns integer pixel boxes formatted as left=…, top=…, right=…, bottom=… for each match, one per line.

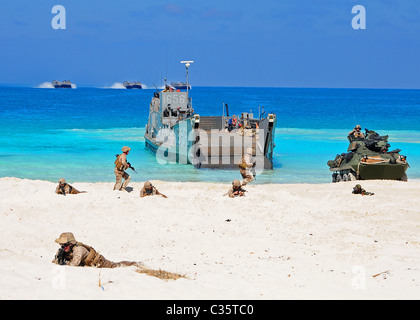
left=123, top=81, right=143, bottom=89
left=144, top=61, right=277, bottom=170
left=328, top=129, right=409, bottom=182
left=171, top=81, right=191, bottom=90
left=52, top=80, right=73, bottom=89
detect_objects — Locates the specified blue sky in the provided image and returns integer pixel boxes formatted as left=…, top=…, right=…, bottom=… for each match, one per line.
left=0, top=0, right=419, bottom=88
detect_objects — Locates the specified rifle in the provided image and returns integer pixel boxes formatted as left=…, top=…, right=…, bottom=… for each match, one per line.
left=153, top=83, right=159, bottom=93
left=115, top=154, right=137, bottom=173
left=237, top=188, right=247, bottom=195
left=55, top=248, right=66, bottom=265
left=224, top=187, right=247, bottom=197
left=128, top=162, right=137, bottom=173
left=59, top=185, right=66, bottom=196
left=251, top=161, right=257, bottom=180
left=145, top=188, right=167, bottom=198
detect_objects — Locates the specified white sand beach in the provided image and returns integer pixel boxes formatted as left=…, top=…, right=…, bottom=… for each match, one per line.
left=0, top=177, right=419, bottom=300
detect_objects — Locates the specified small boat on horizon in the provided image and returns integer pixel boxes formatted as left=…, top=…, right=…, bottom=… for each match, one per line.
left=123, top=81, right=143, bottom=89
left=52, top=80, right=73, bottom=89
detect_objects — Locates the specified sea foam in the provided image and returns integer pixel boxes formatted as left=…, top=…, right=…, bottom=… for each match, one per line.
left=37, top=82, right=55, bottom=89
left=107, top=82, right=126, bottom=89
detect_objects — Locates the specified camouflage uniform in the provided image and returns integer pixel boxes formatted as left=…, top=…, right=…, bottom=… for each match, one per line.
left=349, top=125, right=365, bottom=139
left=228, top=180, right=246, bottom=198
left=352, top=184, right=374, bottom=196
left=114, top=146, right=131, bottom=191
left=53, top=233, right=142, bottom=268
left=140, top=181, right=167, bottom=198
left=239, top=148, right=256, bottom=186
left=55, top=178, right=83, bottom=195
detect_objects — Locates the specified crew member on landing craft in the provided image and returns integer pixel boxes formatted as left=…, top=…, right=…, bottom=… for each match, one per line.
left=227, top=115, right=237, bottom=132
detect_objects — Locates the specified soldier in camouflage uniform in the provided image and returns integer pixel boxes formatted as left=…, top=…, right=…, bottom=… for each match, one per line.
left=55, top=178, right=86, bottom=195
left=227, top=180, right=247, bottom=198
left=140, top=181, right=167, bottom=198
left=238, top=148, right=256, bottom=186
left=114, top=146, right=132, bottom=191
left=352, top=184, right=374, bottom=196
left=349, top=125, right=365, bottom=139
left=53, top=232, right=143, bottom=268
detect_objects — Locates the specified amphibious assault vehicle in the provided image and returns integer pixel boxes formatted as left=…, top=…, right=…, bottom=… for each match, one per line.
left=328, top=129, right=409, bottom=182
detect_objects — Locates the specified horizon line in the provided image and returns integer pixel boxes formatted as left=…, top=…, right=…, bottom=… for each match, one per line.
left=1, top=83, right=420, bottom=91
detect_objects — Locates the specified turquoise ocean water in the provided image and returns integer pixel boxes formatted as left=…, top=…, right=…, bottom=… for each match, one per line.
left=0, top=86, right=419, bottom=184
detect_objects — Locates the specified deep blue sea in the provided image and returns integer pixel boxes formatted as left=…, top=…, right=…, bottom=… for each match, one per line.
left=1, top=85, right=419, bottom=184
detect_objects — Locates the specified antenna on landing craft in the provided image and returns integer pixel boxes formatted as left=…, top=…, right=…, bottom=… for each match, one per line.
left=181, top=60, right=194, bottom=96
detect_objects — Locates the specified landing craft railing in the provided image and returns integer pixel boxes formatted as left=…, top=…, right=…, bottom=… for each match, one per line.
left=155, top=120, right=271, bottom=171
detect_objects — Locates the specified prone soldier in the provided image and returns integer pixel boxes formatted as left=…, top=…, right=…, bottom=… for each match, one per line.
left=140, top=181, right=167, bottom=198
left=227, top=180, right=247, bottom=198
left=53, top=232, right=143, bottom=268
left=352, top=184, right=374, bottom=196
left=55, top=178, right=86, bottom=195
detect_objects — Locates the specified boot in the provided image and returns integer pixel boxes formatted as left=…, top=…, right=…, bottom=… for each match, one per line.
left=114, top=182, right=122, bottom=191
left=120, top=176, right=131, bottom=191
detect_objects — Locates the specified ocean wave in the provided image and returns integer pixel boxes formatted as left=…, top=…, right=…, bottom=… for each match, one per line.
left=105, top=82, right=126, bottom=89
left=37, top=82, right=55, bottom=89
left=55, top=127, right=145, bottom=132
left=51, top=127, right=145, bottom=141
left=53, top=127, right=420, bottom=144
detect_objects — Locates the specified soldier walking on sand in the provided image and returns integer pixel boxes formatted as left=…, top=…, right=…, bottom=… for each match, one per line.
left=114, top=146, right=132, bottom=191
left=53, top=232, right=144, bottom=268
left=238, top=147, right=256, bottom=186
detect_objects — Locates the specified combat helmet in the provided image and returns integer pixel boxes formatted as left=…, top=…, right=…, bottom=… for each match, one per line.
left=55, top=232, right=76, bottom=245
left=122, top=146, right=131, bottom=153
left=144, top=181, right=153, bottom=188
left=58, top=178, right=66, bottom=184
left=232, top=180, right=241, bottom=187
